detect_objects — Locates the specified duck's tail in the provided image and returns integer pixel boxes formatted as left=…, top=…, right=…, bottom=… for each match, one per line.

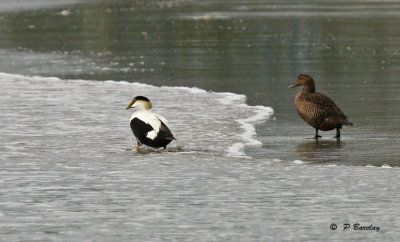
left=344, top=117, right=353, bottom=127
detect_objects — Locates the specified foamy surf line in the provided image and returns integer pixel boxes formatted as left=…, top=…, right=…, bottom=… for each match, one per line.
left=1, top=72, right=274, bottom=158
left=114, top=81, right=274, bottom=158
left=119, top=83, right=274, bottom=158
left=217, top=94, right=274, bottom=157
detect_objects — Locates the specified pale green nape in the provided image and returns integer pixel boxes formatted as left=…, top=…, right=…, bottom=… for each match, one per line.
left=144, top=101, right=153, bottom=110
left=134, top=99, right=153, bottom=110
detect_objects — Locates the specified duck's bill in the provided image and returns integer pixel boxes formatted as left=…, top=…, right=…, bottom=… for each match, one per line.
left=125, top=99, right=136, bottom=109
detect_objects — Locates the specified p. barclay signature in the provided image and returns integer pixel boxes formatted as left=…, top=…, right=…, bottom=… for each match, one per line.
left=344, top=223, right=380, bottom=232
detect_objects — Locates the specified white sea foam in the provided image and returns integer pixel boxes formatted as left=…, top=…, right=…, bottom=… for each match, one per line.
left=162, top=85, right=208, bottom=94
left=217, top=92, right=246, bottom=105
left=365, top=164, right=397, bottom=169
left=0, top=72, right=273, bottom=158
left=227, top=143, right=248, bottom=158
left=99, top=78, right=273, bottom=158
left=216, top=93, right=274, bottom=157
left=293, top=160, right=304, bottom=165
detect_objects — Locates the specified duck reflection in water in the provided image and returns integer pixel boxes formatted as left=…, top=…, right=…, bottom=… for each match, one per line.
left=297, top=139, right=343, bottom=163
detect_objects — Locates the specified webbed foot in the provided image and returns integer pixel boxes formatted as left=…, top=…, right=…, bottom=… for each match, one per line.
left=307, top=135, right=321, bottom=139
left=124, top=145, right=140, bottom=151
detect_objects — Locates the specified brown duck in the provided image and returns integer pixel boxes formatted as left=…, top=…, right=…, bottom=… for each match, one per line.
left=290, top=74, right=353, bottom=139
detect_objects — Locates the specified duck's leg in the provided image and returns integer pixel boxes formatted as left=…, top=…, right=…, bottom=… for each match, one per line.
left=313, top=128, right=321, bottom=139
left=124, top=145, right=138, bottom=151
left=334, top=128, right=341, bottom=139
left=124, top=139, right=141, bottom=150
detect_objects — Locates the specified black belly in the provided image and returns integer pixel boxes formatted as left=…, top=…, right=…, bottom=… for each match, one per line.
left=130, top=117, right=174, bottom=148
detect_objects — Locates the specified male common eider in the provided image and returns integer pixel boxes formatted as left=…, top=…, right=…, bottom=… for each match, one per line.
left=290, top=74, right=353, bottom=139
left=125, top=96, right=175, bottom=149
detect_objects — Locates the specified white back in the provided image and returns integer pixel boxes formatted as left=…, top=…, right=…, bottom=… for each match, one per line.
left=130, top=110, right=168, bottom=135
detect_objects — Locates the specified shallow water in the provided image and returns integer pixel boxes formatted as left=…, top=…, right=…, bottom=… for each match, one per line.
left=1, top=0, right=400, bottom=166
left=1, top=73, right=399, bottom=241
left=1, top=0, right=400, bottom=240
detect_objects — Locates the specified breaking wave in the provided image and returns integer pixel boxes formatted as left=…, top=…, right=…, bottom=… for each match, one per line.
left=0, top=72, right=273, bottom=158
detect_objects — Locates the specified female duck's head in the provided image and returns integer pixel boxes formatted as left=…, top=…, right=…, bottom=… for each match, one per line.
left=125, top=96, right=153, bottom=110
left=289, top=74, right=316, bottom=93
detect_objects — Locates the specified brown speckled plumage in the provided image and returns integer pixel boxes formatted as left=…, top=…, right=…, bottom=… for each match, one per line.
left=290, top=74, right=353, bottom=139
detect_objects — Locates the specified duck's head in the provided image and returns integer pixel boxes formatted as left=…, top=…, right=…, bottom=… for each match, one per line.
left=125, top=96, right=153, bottom=110
left=289, top=74, right=315, bottom=92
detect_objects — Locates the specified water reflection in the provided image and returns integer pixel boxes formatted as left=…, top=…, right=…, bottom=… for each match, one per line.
left=297, top=139, right=342, bottom=163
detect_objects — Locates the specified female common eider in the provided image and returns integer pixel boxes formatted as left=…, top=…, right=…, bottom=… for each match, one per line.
left=125, top=96, right=175, bottom=150
left=290, top=74, right=353, bottom=139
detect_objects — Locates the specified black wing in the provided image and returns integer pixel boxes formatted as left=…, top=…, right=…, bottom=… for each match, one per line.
left=157, top=121, right=175, bottom=140
left=130, top=117, right=153, bottom=139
